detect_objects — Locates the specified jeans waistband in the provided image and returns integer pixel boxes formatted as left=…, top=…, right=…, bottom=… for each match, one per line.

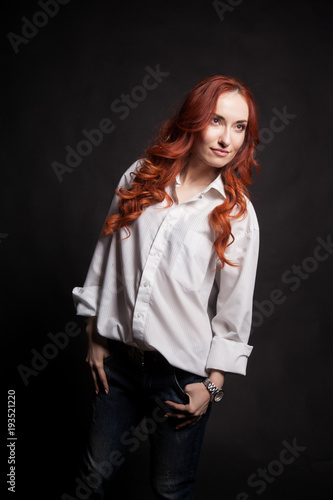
left=108, top=339, right=170, bottom=369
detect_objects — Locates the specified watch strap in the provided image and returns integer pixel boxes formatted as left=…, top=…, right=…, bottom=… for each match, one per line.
left=202, top=378, right=224, bottom=402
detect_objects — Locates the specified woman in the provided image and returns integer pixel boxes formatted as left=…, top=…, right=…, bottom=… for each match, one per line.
left=72, top=75, right=260, bottom=499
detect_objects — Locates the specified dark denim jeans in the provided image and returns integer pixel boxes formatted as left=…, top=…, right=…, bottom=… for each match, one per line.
left=79, top=341, right=212, bottom=500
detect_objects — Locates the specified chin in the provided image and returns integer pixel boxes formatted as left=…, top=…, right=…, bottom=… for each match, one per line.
left=213, top=159, right=229, bottom=169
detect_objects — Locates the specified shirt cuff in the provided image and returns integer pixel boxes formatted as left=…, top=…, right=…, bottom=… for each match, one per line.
left=206, top=336, right=253, bottom=376
left=72, top=286, right=100, bottom=317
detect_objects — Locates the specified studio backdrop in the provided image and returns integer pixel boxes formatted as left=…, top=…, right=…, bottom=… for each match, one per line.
left=2, top=0, right=333, bottom=499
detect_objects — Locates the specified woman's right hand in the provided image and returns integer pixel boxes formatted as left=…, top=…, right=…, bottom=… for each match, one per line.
left=85, top=317, right=110, bottom=394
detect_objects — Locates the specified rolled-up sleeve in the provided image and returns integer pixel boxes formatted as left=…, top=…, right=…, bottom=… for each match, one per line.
left=72, top=160, right=140, bottom=317
left=72, top=236, right=113, bottom=317
left=206, top=215, right=259, bottom=376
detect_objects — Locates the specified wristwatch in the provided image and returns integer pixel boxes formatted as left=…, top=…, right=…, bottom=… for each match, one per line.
left=202, top=378, right=224, bottom=402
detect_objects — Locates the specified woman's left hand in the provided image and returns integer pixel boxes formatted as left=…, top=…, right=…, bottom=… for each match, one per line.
left=164, top=382, right=211, bottom=430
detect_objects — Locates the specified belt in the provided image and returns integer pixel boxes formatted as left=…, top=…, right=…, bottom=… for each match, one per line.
left=108, top=339, right=169, bottom=368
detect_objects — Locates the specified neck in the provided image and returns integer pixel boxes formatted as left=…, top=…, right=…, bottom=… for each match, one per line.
left=181, top=156, right=220, bottom=187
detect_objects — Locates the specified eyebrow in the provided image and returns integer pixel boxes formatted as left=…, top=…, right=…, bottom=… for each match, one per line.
left=213, top=113, right=248, bottom=123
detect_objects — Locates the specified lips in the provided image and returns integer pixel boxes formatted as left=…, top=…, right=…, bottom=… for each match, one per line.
left=211, top=148, right=229, bottom=157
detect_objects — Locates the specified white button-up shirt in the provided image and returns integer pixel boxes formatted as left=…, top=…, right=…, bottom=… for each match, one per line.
left=72, top=160, right=259, bottom=377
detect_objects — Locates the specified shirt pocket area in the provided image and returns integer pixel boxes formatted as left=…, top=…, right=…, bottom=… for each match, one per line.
left=171, top=229, right=214, bottom=291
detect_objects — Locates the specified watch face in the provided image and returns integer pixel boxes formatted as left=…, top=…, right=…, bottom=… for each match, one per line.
left=214, top=390, right=224, bottom=402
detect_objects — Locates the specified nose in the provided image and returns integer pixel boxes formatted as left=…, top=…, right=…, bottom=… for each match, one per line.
left=219, top=127, right=231, bottom=148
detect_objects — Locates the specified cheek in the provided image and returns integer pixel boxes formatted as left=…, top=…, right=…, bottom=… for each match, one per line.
left=233, top=135, right=245, bottom=152
left=193, top=132, right=212, bottom=156
left=201, top=127, right=217, bottom=145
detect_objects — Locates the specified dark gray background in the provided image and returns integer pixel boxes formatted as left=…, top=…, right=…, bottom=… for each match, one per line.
left=2, top=0, right=333, bottom=498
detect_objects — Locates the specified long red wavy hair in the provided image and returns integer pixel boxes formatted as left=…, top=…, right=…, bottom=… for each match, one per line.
left=102, top=75, right=260, bottom=267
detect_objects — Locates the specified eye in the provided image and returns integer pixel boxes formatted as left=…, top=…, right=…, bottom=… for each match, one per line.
left=235, top=124, right=246, bottom=132
left=212, top=117, right=220, bottom=125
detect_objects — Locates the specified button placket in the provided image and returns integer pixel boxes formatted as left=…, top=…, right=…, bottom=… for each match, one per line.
left=132, top=206, right=182, bottom=342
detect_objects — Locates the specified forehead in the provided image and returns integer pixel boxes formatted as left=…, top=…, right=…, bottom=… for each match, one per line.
left=214, top=92, right=249, bottom=121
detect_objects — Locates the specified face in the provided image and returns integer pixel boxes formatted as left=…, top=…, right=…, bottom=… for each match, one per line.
left=192, top=91, right=249, bottom=170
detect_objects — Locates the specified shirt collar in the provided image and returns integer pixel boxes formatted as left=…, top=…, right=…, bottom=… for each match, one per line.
left=175, top=171, right=226, bottom=199
left=203, top=172, right=226, bottom=199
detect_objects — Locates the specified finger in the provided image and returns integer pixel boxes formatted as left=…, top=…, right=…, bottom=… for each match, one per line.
left=175, top=416, right=202, bottom=430
left=90, top=365, right=99, bottom=394
left=164, top=406, right=202, bottom=420
left=96, top=366, right=109, bottom=394
left=164, top=400, right=188, bottom=413
left=166, top=412, right=186, bottom=420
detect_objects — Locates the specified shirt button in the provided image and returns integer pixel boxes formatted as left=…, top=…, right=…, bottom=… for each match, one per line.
left=143, top=282, right=149, bottom=287
left=165, top=223, right=171, bottom=228
left=136, top=313, right=143, bottom=319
